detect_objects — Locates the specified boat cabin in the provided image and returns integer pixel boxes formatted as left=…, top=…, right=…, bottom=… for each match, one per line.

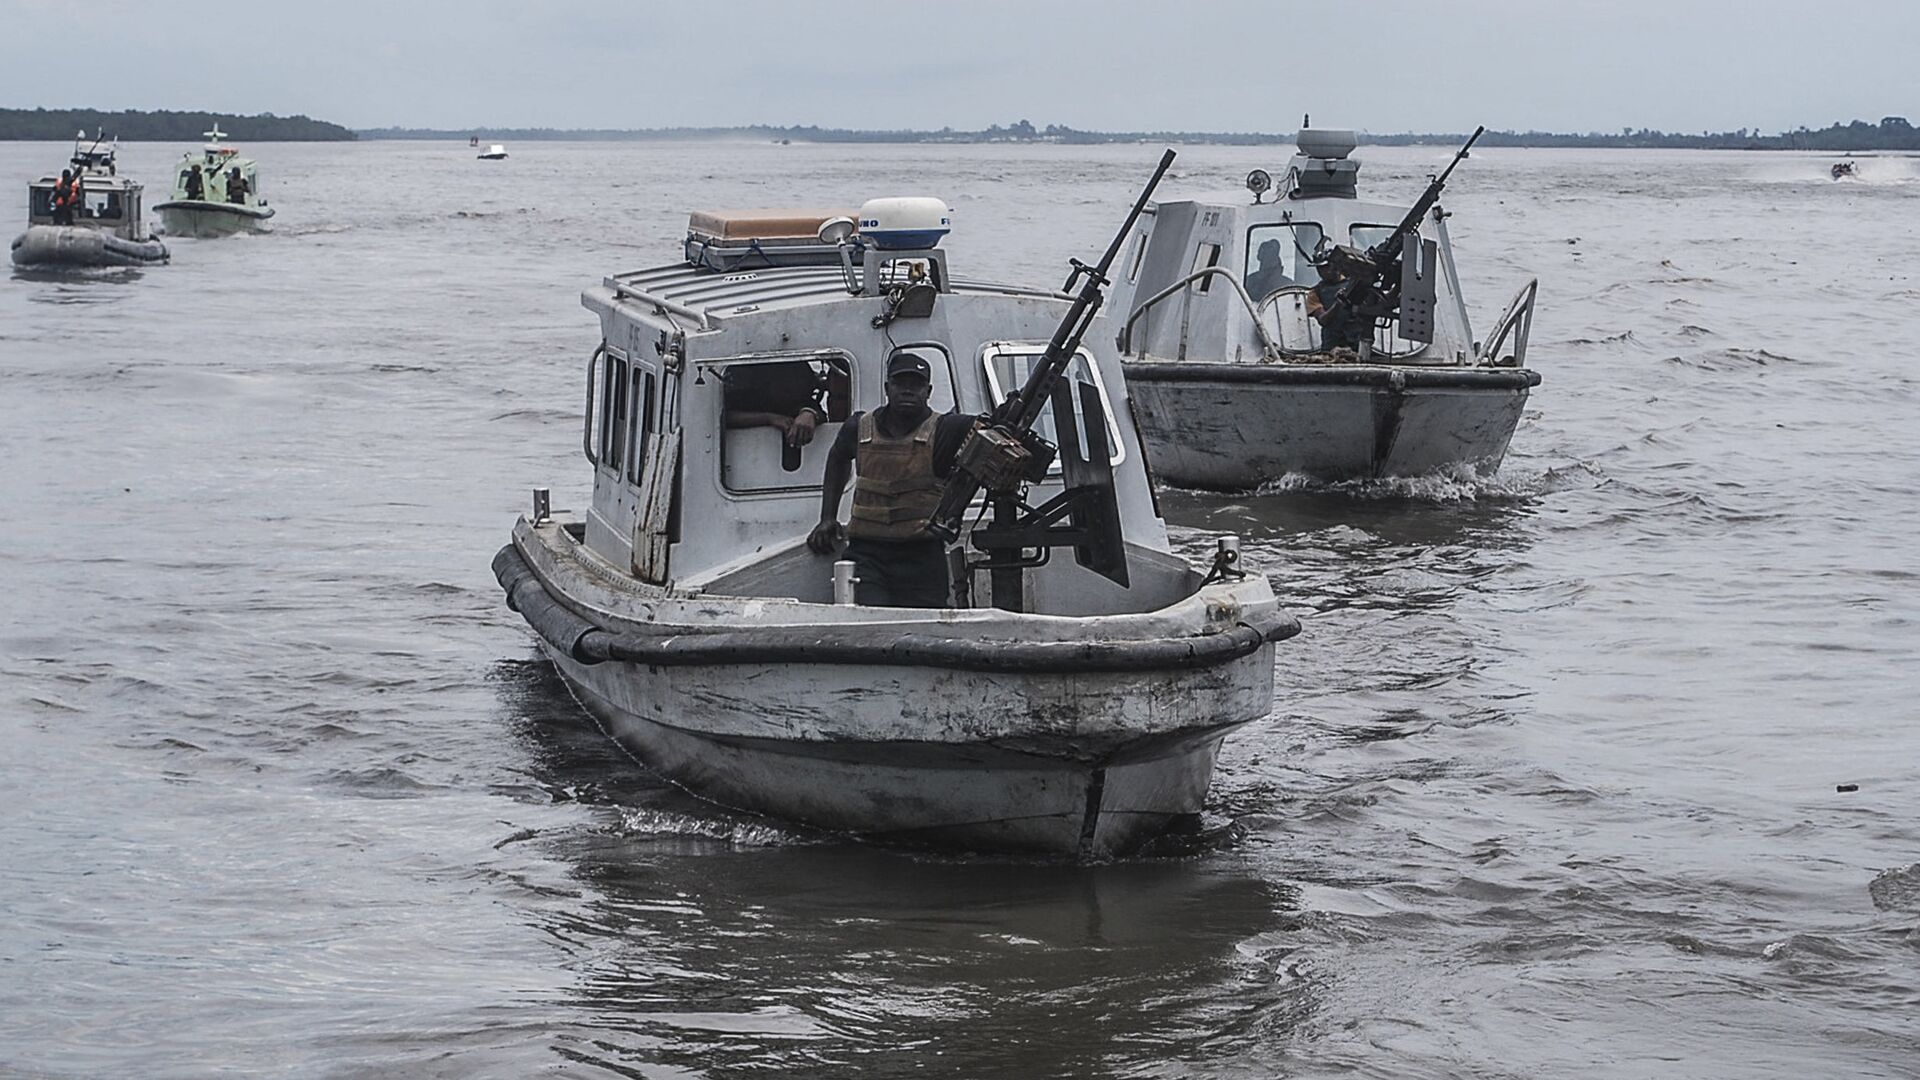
left=571, top=203, right=1198, bottom=616
left=25, top=137, right=153, bottom=242
left=1109, top=129, right=1533, bottom=368
left=167, top=126, right=263, bottom=206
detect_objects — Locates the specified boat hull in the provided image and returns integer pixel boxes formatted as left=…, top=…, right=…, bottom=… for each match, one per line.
left=550, top=645, right=1241, bottom=856
left=498, top=523, right=1290, bottom=858
left=1124, top=360, right=1541, bottom=488
left=154, top=201, right=274, bottom=238
left=10, top=225, right=169, bottom=268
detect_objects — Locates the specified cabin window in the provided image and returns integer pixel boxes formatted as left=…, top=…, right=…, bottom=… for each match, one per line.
left=625, top=369, right=656, bottom=486
left=1242, top=222, right=1326, bottom=300
left=978, top=344, right=1126, bottom=469
left=1191, top=243, right=1223, bottom=292
left=30, top=188, right=53, bottom=217
left=717, top=353, right=856, bottom=494
left=85, top=191, right=123, bottom=221
left=598, top=352, right=630, bottom=473
left=1349, top=223, right=1414, bottom=252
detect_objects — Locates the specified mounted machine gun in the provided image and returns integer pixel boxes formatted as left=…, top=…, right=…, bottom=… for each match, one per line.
left=1318, top=125, right=1484, bottom=348
left=925, top=149, right=1177, bottom=612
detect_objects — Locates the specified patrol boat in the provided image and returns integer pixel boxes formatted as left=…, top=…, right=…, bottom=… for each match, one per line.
left=10, top=133, right=169, bottom=268
left=494, top=156, right=1299, bottom=858
left=153, top=126, right=274, bottom=238
left=1109, top=126, right=1541, bottom=489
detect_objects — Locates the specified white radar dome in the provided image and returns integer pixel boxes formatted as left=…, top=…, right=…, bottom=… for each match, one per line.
left=858, top=197, right=951, bottom=250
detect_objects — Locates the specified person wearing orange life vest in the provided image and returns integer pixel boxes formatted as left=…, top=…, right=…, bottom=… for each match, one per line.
left=50, top=169, right=83, bottom=225
left=808, top=350, right=977, bottom=607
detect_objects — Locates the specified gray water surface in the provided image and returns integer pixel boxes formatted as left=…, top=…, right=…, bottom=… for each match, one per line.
left=3, top=141, right=1917, bottom=1078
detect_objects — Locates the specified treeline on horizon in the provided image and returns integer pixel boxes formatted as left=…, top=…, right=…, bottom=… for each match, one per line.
left=6, top=109, right=1917, bottom=150
left=359, top=116, right=1920, bottom=150
left=0, top=108, right=356, bottom=141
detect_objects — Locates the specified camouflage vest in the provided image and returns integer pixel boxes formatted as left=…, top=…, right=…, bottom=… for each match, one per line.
left=848, top=410, right=943, bottom=541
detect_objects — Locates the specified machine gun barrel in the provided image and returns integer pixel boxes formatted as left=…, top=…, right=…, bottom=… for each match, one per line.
left=925, top=149, right=1176, bottom=542
left=1367, top=124, right=1483, bottom=269
left=1322, top=125, right=1484, bottom=330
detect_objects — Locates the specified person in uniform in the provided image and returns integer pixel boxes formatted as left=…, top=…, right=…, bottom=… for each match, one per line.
left=226, top=167, right=250, bottom=204
left=807, top=351, right=975, bottom=607
left=1305, top=260, right=1367, bottom=352
left=50, top=169, right=80, bottom=225
left=184, top=164, right=205, bottom=202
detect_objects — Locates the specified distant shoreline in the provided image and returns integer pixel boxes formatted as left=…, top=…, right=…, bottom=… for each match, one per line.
left=363, top=117, right=1920, bottom=151
left=4, top=108, right=1916, bottom=151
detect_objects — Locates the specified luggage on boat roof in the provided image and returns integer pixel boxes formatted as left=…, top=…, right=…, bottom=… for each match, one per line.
left=684, top=207, right=858, bottom=271
left=683, top=197, right=952, bottom=271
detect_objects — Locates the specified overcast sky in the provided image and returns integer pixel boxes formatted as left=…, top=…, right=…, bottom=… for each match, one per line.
left=2, top=0, right=1913, bottom=134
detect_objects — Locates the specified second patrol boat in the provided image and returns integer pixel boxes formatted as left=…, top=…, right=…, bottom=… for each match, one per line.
left=154, top=126, right=274, bottom=238
left=1110, top=125, right=1541, bottom=488
left=495, top=156, right=1298, bottom=858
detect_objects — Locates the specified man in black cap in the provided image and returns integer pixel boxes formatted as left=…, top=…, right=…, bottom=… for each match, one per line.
left=807, top=349, right=976, bottom=607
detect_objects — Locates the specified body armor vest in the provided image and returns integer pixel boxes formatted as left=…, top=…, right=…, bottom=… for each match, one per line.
left=849, top=410, right=943, bottom=541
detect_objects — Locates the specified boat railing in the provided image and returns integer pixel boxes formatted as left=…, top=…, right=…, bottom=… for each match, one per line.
left=606, top=275, right=714, bottom=331
left=582, top=343, right=604, bottom=465
left=1478, top=278, right=1538, bottom=367
left=1118, top=267, right=1281, bottom=361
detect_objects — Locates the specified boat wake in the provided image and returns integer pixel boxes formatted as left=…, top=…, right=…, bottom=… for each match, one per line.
left=1247, top=463, right=1543, bottom=503
left=611, top=806, right=826, bottom=849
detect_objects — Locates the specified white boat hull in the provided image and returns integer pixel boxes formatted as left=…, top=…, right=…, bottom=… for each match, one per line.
left=1125, top=361, right=1540, bottom=488
left=499, top=519, right=1292, bottom=858
left=154, top=200, right=274, bottom=238
left=551, top=646, right=1242, bottom=855
left=10, top=224, right=169, bottom=268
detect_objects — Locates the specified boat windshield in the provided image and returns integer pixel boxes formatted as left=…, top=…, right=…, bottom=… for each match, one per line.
left=979, top=345, right=1125, bottom=468
left=1349, top=223, right=1416, bottom=253
left=1242, top=222, right=1325, bottom=299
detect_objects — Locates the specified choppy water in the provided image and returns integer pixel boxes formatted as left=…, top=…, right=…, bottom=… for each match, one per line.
left=4, top=139, right=1917, bottom=1078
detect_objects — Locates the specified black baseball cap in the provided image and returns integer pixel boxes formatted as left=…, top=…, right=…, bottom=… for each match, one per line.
left=885, top=351, right=932, bottom=381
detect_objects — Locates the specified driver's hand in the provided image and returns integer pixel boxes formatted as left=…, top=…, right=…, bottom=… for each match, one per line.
left=806, top=520, right=844, bottom=554
left=786, top=410, right=819, bottom=447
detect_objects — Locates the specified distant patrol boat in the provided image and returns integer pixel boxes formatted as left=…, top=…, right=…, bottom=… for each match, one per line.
left=478, top=143, right=509, bottom=160
left=153, top=126, right=275, bottom=238
left=10, top=132, right=169, bottom=268
left=1109, top=126, right=1541, bottom=488
left=495, top=163, right=1300, bottom=858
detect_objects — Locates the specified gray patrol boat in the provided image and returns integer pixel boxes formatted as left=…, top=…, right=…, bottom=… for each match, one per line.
left=1109, top=126, right=1540, bottom=488
left=11, top=133, right=169, bottom=268
left=495, top=163, right=1299, bottom=858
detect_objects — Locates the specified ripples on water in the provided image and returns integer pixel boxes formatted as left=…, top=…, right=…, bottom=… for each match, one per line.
left=2, top=142, right=1916, bottom=1077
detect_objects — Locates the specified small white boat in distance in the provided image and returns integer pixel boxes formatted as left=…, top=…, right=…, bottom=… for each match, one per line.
left=478, top=143, right=508, bottom=160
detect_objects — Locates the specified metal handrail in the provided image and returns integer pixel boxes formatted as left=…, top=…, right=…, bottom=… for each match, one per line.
left=1118, top=267, right=1281, bottom=360
left=1479, top=278, right=1538, bottom=367
left=582, top=343, right=604, bottom=466
left=607, top=277, right=713, bottom=331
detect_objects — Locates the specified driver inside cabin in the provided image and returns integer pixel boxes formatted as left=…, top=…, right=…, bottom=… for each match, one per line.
left=1242, top=238, right=1293, bottom=300
left=723, top=360, right=851, bottom=447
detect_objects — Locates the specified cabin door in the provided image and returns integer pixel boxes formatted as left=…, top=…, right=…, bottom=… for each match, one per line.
left=588, top=346, right=675, bottom=583
left=627, top=356, right=679, bottom=585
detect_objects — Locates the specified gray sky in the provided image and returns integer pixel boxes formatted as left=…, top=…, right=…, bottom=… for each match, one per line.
left=2, top=0, right=1914, bottom=133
